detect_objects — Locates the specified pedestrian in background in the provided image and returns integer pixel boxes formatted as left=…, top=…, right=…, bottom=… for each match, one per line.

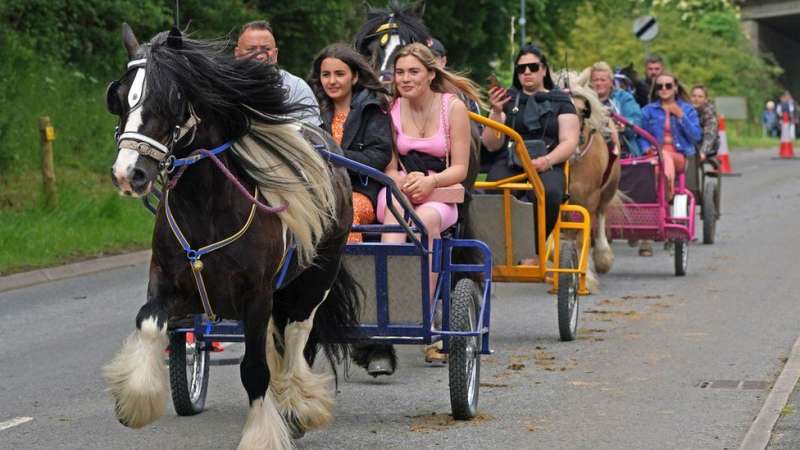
left=776, top=91, right=797, bottom=138
left=762, top=101, right=779, bottom=138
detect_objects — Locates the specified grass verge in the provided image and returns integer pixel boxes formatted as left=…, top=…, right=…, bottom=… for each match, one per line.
left=0, top=167, right=153, bottom=275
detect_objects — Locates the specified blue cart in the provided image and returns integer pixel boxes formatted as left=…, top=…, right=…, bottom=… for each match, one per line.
left=160, top=148, right=494, bottom=420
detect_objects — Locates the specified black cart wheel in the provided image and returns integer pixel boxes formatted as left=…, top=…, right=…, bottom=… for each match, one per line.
left=169, top=331, right=210, bottom=416
left=448, top=278, right=481, bottom=420
left=558, top=240, right=580, bottom=341
left=674, top=240, right=688, bottom=276
left=702, top=180, right=717, bottom=244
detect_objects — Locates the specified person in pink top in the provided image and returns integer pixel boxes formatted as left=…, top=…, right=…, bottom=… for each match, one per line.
left=379, top=43, right=482, bottom=363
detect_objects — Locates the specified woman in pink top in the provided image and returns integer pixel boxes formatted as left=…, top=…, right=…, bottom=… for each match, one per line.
left=378, top=43, right=482, bottom=363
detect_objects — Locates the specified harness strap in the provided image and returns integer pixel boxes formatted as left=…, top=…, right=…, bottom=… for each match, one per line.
left=601, top=147, right=618, bottom=187
left=190, top=268, right=215, bottom=321
left=574, top=132, right=595, bottom=161
left=164, top=187, right=259, bottom=322
left=272, top=237, right=296, bottom=291
left=171, top=141, right=232, bottom=168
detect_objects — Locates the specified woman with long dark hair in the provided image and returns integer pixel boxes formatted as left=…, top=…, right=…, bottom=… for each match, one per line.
left=481, top=44, right=580, bottom=263
left=308, top=43, right=393, bottom=243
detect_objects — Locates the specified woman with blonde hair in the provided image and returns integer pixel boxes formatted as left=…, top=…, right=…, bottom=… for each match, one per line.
left=589, top=61, right=643, bottom=156
left=376, top=42, right=482, bottom=366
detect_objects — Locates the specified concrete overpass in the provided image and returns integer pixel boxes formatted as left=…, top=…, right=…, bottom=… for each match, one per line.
left=740, top=0, right=800, bottom=98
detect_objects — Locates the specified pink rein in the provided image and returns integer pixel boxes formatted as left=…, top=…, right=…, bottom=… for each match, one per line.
left=168, top=149, right=288, bottom=214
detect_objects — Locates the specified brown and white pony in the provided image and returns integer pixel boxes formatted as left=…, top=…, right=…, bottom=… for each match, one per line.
left=556, top=71, right=622, bottom=287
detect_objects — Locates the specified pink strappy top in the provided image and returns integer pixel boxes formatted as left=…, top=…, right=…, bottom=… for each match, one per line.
left=390, top=93, right=454, bottom=159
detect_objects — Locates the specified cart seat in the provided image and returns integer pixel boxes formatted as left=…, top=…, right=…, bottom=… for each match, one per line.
left=619, top=160, right=658, bottom=204
left=469, top=193, right=535, bottom=266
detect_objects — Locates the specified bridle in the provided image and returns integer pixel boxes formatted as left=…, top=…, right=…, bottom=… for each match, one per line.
left=572, top=97, right=596, bottom=162
left=367, top=16, right=402, bottom=81
left=107, top=57, right=199, bottom=171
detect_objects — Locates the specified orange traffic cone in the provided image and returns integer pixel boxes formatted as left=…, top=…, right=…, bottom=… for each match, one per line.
left=716, top=115, right=739, bottom=176
left=779, top=111, right=796, bottom=159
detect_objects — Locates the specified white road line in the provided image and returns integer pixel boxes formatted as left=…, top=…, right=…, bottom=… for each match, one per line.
left=0, top=416, right=33, bottom=431
left=740, top=334, right=800, bottom=450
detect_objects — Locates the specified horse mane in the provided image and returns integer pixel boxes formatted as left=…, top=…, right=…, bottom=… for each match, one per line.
left=353, top=0, right=431, bottom=56
left=146, top=31, right=336, bottom=266
left=553, top=69, right=607, bottom=133
left=146, top=31, right=305, bottom=138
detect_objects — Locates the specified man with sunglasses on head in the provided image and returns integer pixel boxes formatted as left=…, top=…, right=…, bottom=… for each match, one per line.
left=234, top=20, right=322, bottom=126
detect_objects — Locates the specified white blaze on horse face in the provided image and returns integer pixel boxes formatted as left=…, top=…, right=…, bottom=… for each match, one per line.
left=379, top=34, right=402, bottom=79
left=112, top=68, right=147, bottom=190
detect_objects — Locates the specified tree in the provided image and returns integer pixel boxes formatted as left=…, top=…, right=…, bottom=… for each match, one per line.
left=555, top=1, right=779, bottom=119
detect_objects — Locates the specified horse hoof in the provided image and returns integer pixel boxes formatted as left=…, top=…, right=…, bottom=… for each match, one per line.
left=367, top=356, right=395, bottom=377
left=285, top=415, right=306, bottom=440
left=114, top=402, right=131, bottom=428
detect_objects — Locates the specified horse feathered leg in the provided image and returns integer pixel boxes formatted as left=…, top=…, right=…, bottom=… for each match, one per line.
left=593, top=211, right=614, bottom=274
left=103, top=302, right=169, bottom=428
left=268, top=298, right=334, bottom=434
left=238, top=295, right=291, bottom=450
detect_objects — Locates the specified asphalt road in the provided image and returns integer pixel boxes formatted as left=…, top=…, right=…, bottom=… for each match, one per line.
left=1, top=148, right=798, bottom=450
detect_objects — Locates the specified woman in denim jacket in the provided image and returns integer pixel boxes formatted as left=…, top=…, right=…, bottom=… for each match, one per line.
left=639, top=72, right=701, bottom=199
left=636, top=73, right=700, bottom=257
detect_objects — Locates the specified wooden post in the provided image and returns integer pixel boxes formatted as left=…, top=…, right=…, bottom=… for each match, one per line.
left=38, top=116, right=57, bottom=208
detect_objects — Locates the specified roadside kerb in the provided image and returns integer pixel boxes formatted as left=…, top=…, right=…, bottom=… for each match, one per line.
left=0, top=250, right=151, bottom=294
left=740, top=335, right=800, bottom=450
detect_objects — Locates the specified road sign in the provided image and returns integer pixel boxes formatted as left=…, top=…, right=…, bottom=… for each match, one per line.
left=633, top=15, right=658, bottom=42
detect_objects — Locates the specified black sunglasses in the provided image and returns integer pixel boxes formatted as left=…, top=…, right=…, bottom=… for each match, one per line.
left=516, top=62, right=541, bottom=74
left=656, top=82, right=674, bottom=91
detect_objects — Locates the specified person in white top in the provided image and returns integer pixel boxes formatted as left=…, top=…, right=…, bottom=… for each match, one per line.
left=234, top=20, right=322, bottom=126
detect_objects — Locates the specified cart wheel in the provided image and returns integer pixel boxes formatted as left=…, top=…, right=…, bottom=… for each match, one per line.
left=449, top=278, right=481, bottom=420
left=674, top=240, right=688, bottom=276
left=702, top=180, right=717, bottom=244
left=557, top=240, right=580, bottom=341
left=169, top=331, right=210, bottom=416
left=713, top=174, right=722, bottom=218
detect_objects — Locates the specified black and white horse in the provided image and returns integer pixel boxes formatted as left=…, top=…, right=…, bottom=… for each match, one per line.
left=353, top=0, right=430, bottom=83
left=102, top=24, right=359, bottom=449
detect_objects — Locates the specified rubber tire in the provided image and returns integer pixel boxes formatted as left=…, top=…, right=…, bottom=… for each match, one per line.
left=169, top=331, right=210, bottom=416
left=674, top=240, right=688, bottom=276
left=702, top=180, right=717, bottom=245
left=448, top=278, right=481, bottom=420
left=558, top=240, right=580, bottom=342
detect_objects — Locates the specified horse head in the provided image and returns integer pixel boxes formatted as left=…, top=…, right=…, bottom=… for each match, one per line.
left=353, top=0, right=430, bottom=83
left=569, top=85, right=608, bottom=145
left=107, top=25, right=196, bottom=197
left=107, top=24, right=286, bottom=197
left=613, top=63, right=637, bottom=93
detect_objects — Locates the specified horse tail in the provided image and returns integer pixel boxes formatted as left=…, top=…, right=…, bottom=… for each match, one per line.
left=308, top=262, right=363, bottom=383
left=606, top=189, right=633, bottom=223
